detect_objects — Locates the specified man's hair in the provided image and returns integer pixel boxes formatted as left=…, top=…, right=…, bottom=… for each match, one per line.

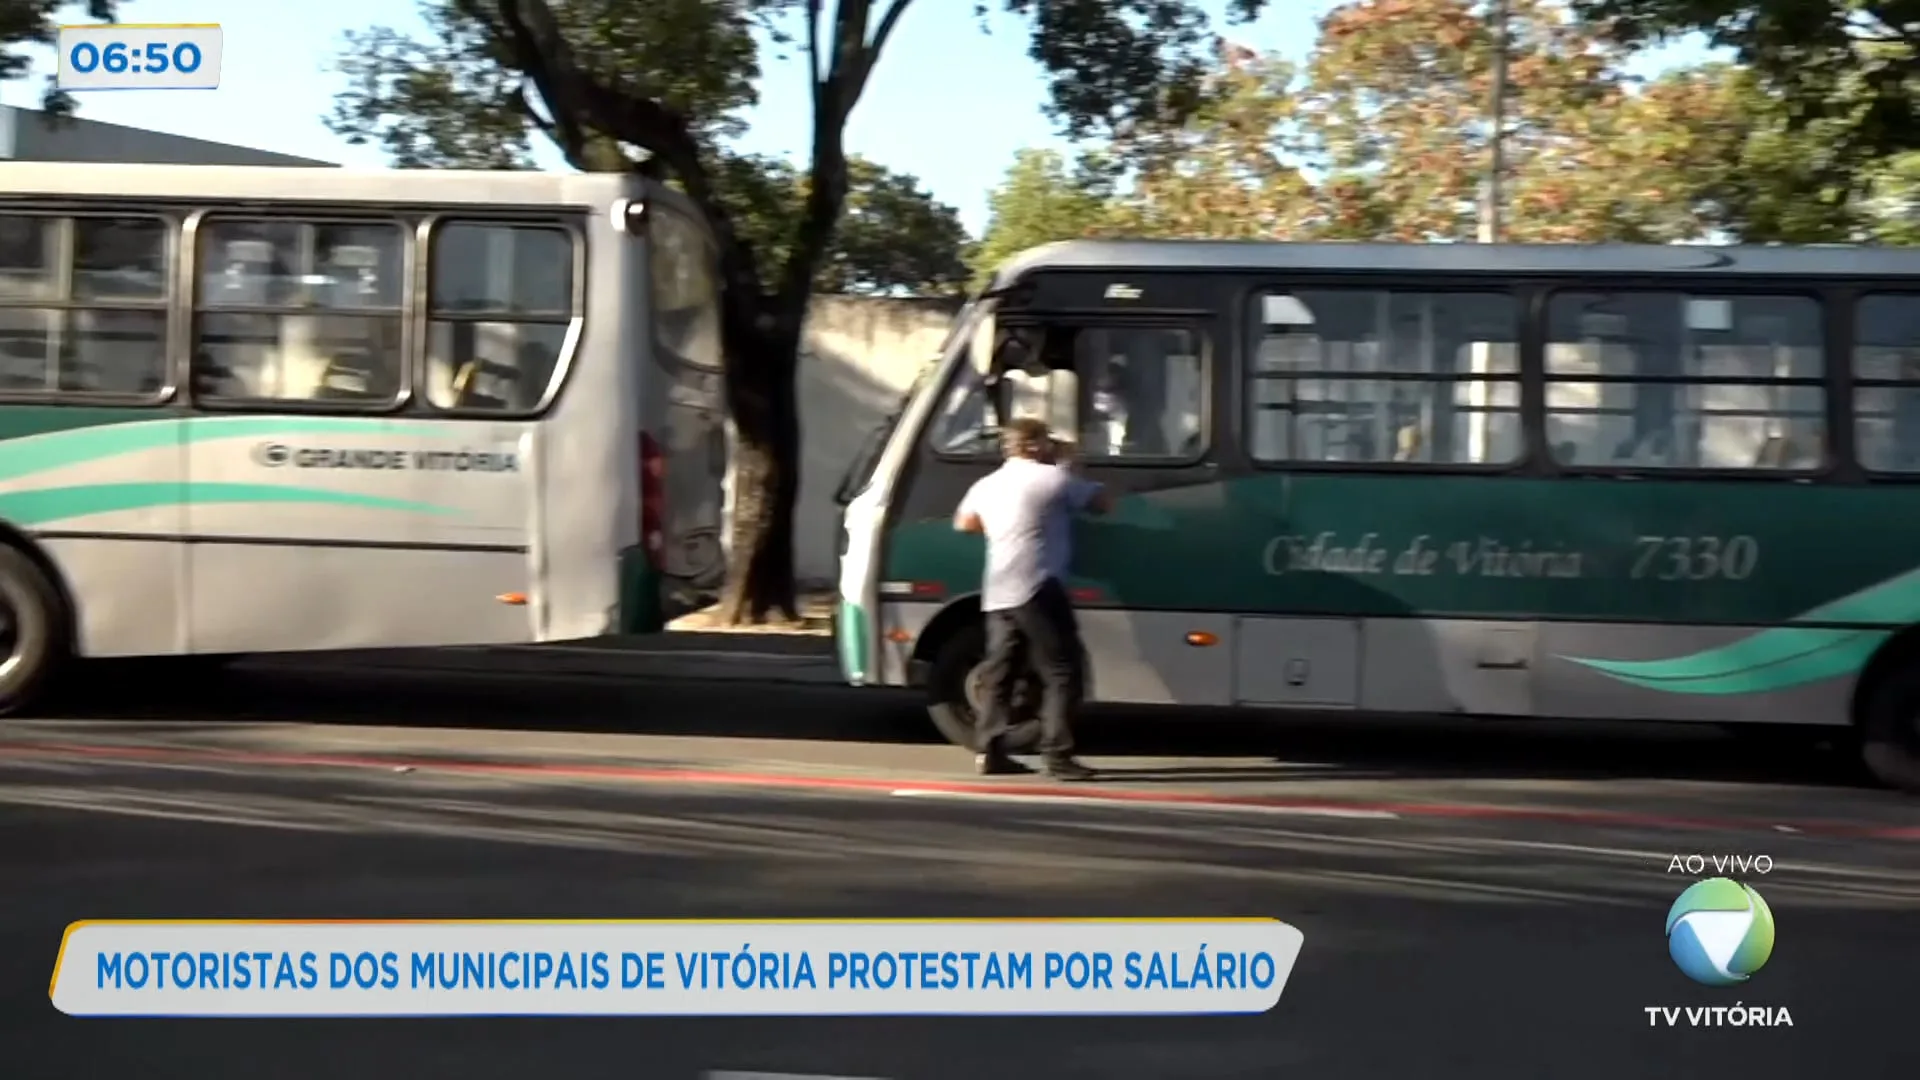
left=1001, top=417, right=1053, bottom=460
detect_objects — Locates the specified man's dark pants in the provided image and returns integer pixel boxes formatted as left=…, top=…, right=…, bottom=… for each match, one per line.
left=975, top=577, right=1082, bottom=760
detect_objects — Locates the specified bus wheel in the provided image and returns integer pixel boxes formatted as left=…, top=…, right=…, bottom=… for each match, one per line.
left=0, top=544, right=68, bottom=717
left=1718, top=723, right=1835, bottom=751
left=926, top=621, right=1041, bottom=754
left=1860, top=666, right=1920, bottom=794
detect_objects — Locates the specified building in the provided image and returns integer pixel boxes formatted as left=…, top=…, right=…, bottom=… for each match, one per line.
left=0, top=104, right=333, bottom=166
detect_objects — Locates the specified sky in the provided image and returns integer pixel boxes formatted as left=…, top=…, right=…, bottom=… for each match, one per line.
left=2, top=1, right=1710, bottom=237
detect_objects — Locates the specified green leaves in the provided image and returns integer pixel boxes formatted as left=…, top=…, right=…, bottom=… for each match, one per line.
left=329, top=15, right=533, bottom=170
left=0, top=0, right=122, bottom=116
left=970, top=149, right=1119, bottom=287
left=821, top=158, right=971, bottom=295
left=715, top=153, right=972, bottom=295
left=326, top=1, right=1289, bottom=303
left=1574, top=0, right=1920, bottom=166
left=976, top=0, right=1920, bottom=252
left=326, top=1, right=759, bottom=171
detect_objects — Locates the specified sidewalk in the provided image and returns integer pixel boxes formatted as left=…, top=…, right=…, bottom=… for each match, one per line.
left=254, top=590, right=842, bottom=685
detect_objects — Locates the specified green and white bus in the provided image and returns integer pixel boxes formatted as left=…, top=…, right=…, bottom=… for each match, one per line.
left=0, top=163, right=727, bottom=710
left=834, top=239, right=1920, bottom=793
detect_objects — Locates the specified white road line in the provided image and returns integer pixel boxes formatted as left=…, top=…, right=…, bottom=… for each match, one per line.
left=704, top=1073, right=890, bottom=1080
left=888, top=787, right=1399, bottom=819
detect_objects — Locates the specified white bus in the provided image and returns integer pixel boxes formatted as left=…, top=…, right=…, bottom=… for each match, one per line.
left=0, top=163, right=728, bottom=711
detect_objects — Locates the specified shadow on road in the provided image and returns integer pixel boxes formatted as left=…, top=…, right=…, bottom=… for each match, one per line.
left=39, top=657, right=1881, bottom=795
left=4, top=722, right=1915, bottom=1080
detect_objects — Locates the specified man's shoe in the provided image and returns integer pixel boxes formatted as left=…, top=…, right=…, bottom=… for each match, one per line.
left=976, top=752, right=1033, bottom=776
left=1042, top=756, right=1096, bottom=781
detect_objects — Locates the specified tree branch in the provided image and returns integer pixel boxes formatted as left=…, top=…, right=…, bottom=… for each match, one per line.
left=860, top=0, right=914, bottom=90
left=806, top=0, right=824, bottom=93
left=513, top=84, right=586, bottom=167
left=480, top=0, right=770, bottom=311
left=774, top=0, right=915, bottom=318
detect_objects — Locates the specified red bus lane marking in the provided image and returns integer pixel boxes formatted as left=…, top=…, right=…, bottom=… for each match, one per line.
left=3, top=739, right=1916, bottom=841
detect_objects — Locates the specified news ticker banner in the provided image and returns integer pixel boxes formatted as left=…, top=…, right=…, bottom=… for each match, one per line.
left=51, top=919, right=1304, bottom=1017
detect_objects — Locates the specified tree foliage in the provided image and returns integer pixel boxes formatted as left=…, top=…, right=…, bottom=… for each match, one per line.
left=1574, top=0, right=1920, bottom=162
left=1111, top=45, right=1322, bottom=239
left=328, top=0, right=1271, bottom=623
left=976, top=0, right=1918, bottom=252
left=1863, top=153, right=1920, bottom=244
left=723, top=154, right=971, bottom=296
left=969, top=148, right=1119, bottom=286
left=1298, top=0, right=1783, bottom=242
left=0, top=0, right=122, bottom=116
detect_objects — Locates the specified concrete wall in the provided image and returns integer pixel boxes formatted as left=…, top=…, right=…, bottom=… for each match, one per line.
left=775, top=294, right=963, bottom=585
left=0, top=105, right=333, bottom=165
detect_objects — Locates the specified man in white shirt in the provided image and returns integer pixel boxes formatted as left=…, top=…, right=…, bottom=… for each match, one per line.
left=953, top=418, right=1111, bottom=779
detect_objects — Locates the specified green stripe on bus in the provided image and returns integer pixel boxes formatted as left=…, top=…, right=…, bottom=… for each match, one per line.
left=1561, top=630, right=1890, bottom=696
left=1562, top=627, right=1872, bottom=683
left=0, top=415, right=447, bottom=481
left=1558, top=566, right=1920, bottom=694
left=883, top=471, right=1920, bottom=698
left=0, top=482, right=452, bottom=525
left=837, top=599, right=868, bottom=682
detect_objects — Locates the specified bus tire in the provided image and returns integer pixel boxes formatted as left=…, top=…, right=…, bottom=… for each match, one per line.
left=925, top=620, right=1041, bottom=754
left=0, top=543, right=69, bottom=717
left=1860, top=665, right=1920, bottom=794
left=1718, top=723, right=1833, bottom=750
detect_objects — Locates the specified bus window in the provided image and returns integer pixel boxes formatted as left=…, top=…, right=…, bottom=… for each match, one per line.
left=649, top=208, right=722, bottom=373
left=927, top=321, right=1017, bottom=455
left=0, top=215, right=55, bottom=301
left=425, top=222, right=575, bottom=412
left=1248, top=289, right=1519, bottom=465
left=1544, top=292, right=1824, bottom=470
left=193, top=217, right=405, bottom=405
left=1075, top=326, right=1200, bottom=459
left=930, top=321, right=1198, bottom=461
left=0, top=213, right=169, bottom=396
left=1853, top=293, right=1920, bottom=472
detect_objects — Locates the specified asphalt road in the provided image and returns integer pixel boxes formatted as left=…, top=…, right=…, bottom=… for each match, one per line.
left=2, top=662, right=1916, bottom=1079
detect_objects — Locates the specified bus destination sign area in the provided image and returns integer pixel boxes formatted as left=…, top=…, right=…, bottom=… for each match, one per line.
left=250, top=443, right=521, bottom=473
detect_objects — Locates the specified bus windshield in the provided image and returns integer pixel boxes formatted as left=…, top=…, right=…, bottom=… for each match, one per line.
left=833, top=299, right=986, bottom=505
left=835, top=368, right=928, bottom=506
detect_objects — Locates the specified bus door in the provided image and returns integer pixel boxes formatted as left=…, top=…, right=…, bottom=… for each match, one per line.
left=889, top=294, right=1231, bottom=707
left=183, top=216, right=537, bottom=653
left=1013, top=314, right=1233, bottom=706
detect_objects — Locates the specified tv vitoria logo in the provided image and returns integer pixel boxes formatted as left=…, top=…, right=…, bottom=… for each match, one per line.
left=1666, top=878, right=1775, bottom=987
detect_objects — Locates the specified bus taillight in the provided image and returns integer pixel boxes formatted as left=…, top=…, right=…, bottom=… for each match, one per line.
left=640, top=432, right=666, bottom=566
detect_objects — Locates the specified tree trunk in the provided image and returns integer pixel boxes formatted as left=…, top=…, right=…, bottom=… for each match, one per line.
left=717, top=315, right=803, bottom=625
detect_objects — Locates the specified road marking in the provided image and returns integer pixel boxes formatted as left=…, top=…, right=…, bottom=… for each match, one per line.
left=889, top=787, right=1400, bottom=819
left=705, top=1073, right=889, bottom=1080
left=5, top=739, right=1916, bottom=840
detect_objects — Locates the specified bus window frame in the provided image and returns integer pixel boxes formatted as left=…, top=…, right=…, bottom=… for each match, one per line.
left=183, top=208, right=416, bottom=416
left=415, top=213, right=588, bottom=420
left=646, top=204, right=725, bottom=377
left=0, top=208, right=179, bottom=409
left=1238, top=281, right=1529, bottom=476
left=1847, top=289, right=1920, bottom=483
left=925, top=310, right=1215, bottom=470
left=1536, top=283, right=1832, bottom=481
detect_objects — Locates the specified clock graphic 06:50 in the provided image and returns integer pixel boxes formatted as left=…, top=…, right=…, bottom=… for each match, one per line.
left=56, top=23, right=222, bottom=91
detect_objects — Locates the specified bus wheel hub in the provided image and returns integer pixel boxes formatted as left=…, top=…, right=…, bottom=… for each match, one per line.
left=964, top=663, right=989, bottom=718
left=964, top=662, right=1039, bottom=723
